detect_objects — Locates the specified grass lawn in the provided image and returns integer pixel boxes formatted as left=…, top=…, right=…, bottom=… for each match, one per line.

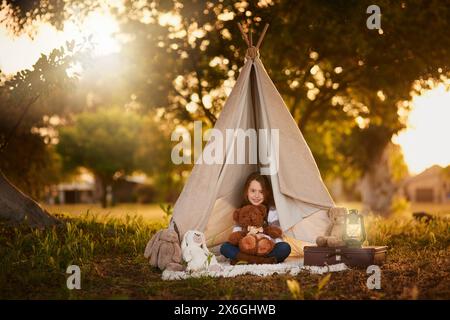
left=339, top=201, right=450, bottom=217
left=0, top=202, right=449, bottom=299
left=43, top=203, right=166, bottom=222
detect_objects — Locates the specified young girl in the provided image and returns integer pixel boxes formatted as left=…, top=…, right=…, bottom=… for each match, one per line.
left=220, top=172, right=291, bottom=264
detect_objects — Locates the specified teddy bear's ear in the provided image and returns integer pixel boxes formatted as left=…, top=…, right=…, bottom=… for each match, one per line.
left=257, top=205, right=268, bottom=218
left=329, top=207, right=347, bottom=220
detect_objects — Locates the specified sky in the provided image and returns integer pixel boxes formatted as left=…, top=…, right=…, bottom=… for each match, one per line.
left=1, top=8, right=449, bottom=176
left=393, top=83, right=450, bottom=174
left=0, top=10, right=120, bottom=74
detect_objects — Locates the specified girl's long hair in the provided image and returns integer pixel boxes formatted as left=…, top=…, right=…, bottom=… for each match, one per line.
left=240, top=172, right=275, bottom=209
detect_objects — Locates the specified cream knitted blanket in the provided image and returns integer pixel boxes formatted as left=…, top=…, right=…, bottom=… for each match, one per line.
left=161, top=257, right=347, bottom=281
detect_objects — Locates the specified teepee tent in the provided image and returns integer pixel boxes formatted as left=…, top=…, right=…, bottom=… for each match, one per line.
left=172, top=24, right=335, bottom=256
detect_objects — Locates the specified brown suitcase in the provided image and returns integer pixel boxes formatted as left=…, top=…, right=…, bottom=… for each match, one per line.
left=304, top=246, right=388, bottom=268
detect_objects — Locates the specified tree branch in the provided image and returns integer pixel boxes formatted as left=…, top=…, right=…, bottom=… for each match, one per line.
left=0, top=93, right=41, bottom=153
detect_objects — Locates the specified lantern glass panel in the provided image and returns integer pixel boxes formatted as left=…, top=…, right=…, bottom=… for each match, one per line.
left=346, top=222, right=361, bottom=238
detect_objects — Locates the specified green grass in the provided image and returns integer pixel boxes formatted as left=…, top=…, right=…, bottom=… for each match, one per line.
left=339, top=201, right=450, bottom=218
left=0, top=212, right=165, bottom=299
left=0, top=203, right=449, bottom=299
left=43, top=203, right=166, bottom=222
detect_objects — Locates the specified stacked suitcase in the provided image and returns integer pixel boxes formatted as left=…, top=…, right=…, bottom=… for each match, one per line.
left=304, top=246, right=388, bottom=268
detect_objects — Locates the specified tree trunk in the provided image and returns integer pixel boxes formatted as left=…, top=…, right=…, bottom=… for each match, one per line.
left=358, top=144, right=400, bottom=216
left=94, top=173, right=113, bottom=208
left=100, top=180, right=109, bottom=208
left=0, top=171, right=58, bottom=227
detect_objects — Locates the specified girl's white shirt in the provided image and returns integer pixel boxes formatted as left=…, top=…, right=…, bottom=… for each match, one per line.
left=232, top=207, right=283, bottom=243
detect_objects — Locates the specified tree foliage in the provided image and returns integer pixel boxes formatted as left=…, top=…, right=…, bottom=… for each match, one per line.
left=57, top=107, right=142, bottom=206
left=112, top=0, right=450, bottom=178
left=0, top=43, right=88, bottom=198
left=2, top=0, right=449, bottom=212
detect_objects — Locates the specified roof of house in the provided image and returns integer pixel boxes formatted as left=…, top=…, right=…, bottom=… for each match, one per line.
left=404, top=165, right=445, bottom=185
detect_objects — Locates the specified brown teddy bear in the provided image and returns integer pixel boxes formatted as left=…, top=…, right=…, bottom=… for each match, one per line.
left=315, top=207, right=348, bottom=247
left=228, top=204, right=282, bottom=256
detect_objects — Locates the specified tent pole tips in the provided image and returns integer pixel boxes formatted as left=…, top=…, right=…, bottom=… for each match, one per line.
left=256, top=23, right=269, bottom=50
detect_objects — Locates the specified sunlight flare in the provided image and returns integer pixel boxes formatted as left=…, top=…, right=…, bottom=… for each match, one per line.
left=0, top=8, right=121, bottom=75
left=393, top=83, right=450, bottom=174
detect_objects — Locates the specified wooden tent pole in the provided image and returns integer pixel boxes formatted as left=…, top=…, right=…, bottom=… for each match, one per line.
left=237, top=22, right=250, bottom=47
left=250, top=64, right=260, bottom=168
left=237, top=22, right=270, bottom=170
left=256, top=23, right=269, bottom=49
left=249, top=24, right=259, bottom=168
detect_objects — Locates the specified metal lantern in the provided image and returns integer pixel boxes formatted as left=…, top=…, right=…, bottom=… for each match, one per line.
left=343, top=209, right=366, bottom=248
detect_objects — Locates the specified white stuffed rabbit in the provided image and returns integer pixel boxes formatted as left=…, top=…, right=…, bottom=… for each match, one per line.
left=181, top=230, right=222, bottom=272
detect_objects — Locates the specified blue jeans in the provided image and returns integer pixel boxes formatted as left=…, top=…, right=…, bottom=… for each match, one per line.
left=220, top=241, right=291, bottom=263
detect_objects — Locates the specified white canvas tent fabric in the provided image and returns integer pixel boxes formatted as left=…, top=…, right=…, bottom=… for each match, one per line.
left=172, top=49, right=335, bottom=256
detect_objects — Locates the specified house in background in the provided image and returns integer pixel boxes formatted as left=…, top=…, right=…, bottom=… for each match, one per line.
left=46, top=171, right=96, bottom=204
left=46, top=171, right=149, bottom=204
left=57, top=181, right=96, bottom=204
left=113, top=175, right=148, bottom=203
left=403, top=165, right=450, bottom=203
